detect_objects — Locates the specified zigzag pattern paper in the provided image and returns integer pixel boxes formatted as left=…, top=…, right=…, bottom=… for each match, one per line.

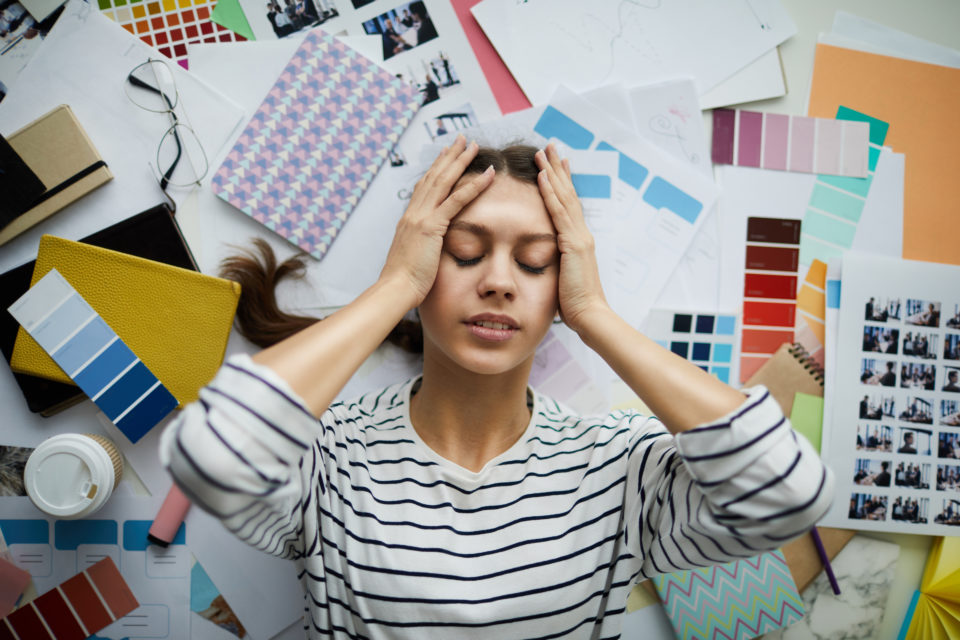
left=211, top=29, right=420, bottom=260
left=652, top=550, right=804, bottom=640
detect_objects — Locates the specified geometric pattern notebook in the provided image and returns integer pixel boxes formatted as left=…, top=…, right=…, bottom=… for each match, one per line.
left=652, top=550, right=805, bottom=640
left=212, top=28, right=420, bottom=260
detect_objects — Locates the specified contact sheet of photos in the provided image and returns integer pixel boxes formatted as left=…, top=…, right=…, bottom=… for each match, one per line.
left=820, top=252, right=960, bottom=534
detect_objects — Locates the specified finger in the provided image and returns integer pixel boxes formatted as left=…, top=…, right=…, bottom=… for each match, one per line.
left=539, top=146, right=577, bottom=203
left=422, top=135, right=467, bottom=185
left=437, top=165, right=495, bottom=221
left=537, top=169, right=572, bottom=231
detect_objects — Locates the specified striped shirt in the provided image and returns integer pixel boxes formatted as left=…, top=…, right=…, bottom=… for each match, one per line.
left=160, top=354, right=833, bottom=639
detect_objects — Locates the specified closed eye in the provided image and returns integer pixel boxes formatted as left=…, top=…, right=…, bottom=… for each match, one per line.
left=518, top=262, right=547, bottom=275
left=454, top=256, right=482, bottom=267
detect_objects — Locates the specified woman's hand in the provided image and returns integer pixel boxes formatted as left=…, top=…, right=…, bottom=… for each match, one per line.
left=535, top=143, right=609, bottom=335
left=380, top=135, right=495, bottom=307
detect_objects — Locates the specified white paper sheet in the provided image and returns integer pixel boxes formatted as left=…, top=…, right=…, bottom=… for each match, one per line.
left=699, top=46, right=785, bottom=109
left=829, top=11, right=960, bottom=68
left=471, top=0, right=796, bottom=105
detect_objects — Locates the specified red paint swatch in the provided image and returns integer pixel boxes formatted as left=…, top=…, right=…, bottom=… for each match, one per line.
left=1, top=557, right=138, bottom=640
left=742, top=329, right=796, bottom=354
left=0, top=556, right=31, bottom=618
left=743, top=301, right=796, bottom=327
left=745, top=246, right=799, bottom=272
left=744, top=273, right=797, bottom=299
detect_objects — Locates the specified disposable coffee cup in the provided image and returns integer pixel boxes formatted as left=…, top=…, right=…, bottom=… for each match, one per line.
left=24, top=433, right=124, bottom=519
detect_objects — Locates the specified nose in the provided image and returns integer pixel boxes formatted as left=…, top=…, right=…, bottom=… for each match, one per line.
left=477, top=252, right=516, bottom=300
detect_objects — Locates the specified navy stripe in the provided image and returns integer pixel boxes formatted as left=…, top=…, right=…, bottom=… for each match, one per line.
left=682, top=415, right=786, bottom=462
left=225, top=360, right=316, bottom=419
left=205, top=386, right=309, bottom=448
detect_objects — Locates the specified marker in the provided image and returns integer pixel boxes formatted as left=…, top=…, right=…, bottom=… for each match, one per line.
left=148, top=484, right=191, bottom=547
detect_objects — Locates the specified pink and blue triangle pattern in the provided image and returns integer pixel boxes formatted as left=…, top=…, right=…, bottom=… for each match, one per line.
left=212, top=28, right=420, bottom=260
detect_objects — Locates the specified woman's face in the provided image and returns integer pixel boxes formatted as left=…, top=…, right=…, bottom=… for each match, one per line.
left=418, top=174, right=559, bottom=377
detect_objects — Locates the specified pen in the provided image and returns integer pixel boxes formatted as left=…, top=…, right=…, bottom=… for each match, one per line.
left=810, top=527, right=841, bottom=595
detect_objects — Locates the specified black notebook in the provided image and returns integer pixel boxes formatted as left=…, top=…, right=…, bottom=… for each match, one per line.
left=1, top=203, right=198, bottom=416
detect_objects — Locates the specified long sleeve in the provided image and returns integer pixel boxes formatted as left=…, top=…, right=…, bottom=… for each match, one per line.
left=158, top=354, right=321, bottom=560
left=624, top=386, right=834, bottom=578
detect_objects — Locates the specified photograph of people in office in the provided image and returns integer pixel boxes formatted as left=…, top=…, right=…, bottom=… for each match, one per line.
left=859, top=392, right=894, bottom=420
left=946, top=333, right=960, bottom=360
left=862, top=325, right=899, bottom=354
left=902, top=329, right=939, bottom=359
left=899, top=396, right=933, bottom=424
left=891, top=496, right=927, bottom=524
left=894, top=461, right=929, bottom=490
left=265, top=0, right=337, bottom=38
left=855, top=424, right=892, bottom=452
left=937, top=464, right=960, bottom=492
left=853, top=459, right=891, bottom=487
left=860, top=358, right=896, bottom=386
left=942, top=399, right=960, bottom=427
left=905, top=298, right=941, bottom=327
left=363, top=1, right=439, bottom=61
left=849, top=493, right=886, bottom=521
left=939, top=432, right=960, bottom=459
left=900, top=363, right=935, bottom=390
left=934, top=499, right=960, bottom=527
left=898, top=428, right=924, bottom=454
left=944, top=367, right=960, bottom=393
left=864, top=296, right=900, bottom=322
left=159, top=139, right=833, bottom=638
left=425, top=106, right=476, bottom=140
left=948, top=304, right=960, bottom=329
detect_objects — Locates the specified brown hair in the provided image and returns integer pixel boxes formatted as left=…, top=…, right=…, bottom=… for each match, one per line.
left=220, top=144, right=540, bottom=351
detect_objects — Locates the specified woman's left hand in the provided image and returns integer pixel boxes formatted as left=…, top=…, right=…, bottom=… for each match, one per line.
left=535, top=144, right=609, bottom=335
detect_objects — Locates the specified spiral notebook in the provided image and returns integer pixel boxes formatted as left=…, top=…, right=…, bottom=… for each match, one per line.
left=745, top=342, right=824, bottom=415
left=211, top=28, right=420, bottom=260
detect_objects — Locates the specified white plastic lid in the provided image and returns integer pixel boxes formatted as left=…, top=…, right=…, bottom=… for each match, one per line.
left=24, top=434, right=115, bottom=519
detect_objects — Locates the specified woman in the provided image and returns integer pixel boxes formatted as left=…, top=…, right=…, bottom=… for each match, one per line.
left=161, top=137, right=833, bottom=638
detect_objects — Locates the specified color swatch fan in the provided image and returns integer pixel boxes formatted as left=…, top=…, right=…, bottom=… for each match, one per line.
left=900, top=536, right=960, bottom=640
left=212, top=28, right=420, bottom=260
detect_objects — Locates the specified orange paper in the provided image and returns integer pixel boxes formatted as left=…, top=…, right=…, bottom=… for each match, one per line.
left=808, top=44, right=960, bottom=265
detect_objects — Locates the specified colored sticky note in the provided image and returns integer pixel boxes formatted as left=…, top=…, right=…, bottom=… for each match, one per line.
left=791, top=392, right=825, bottom=453
left=808, top=43, right=960, bottom=266
left=8, top=269, right=178, bottom=443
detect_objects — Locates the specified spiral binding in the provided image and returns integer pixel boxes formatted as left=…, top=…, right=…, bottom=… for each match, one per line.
left=787, top=343, right=825, bottom=385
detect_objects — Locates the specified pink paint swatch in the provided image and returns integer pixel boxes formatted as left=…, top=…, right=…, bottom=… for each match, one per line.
left=0, top=556, right=31, bottom=617
left=712, top=109, right=870, bottom=177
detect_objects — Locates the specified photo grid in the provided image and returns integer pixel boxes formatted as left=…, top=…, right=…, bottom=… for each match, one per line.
left=852, top=298, right=960, bottom=527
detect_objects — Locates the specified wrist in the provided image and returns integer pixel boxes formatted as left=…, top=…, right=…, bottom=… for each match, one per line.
left=568, top=300, right=616, bottom=343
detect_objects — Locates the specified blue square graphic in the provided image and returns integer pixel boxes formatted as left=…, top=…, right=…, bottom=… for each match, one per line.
left=670, top=341, right=689, bottom=358
left=692, top=342, right=711, bottom=361
left=715, top=315, right=736, bottom=335
left=711, top=366, right=730, bottom=384
left=695, top=315, right=715, bottom=334
left=713, top=343, right=733, bottom=363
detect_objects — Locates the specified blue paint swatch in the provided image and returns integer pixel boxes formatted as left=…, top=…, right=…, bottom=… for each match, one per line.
left=534, top=106, right=594, bottom=149
left=123, top=520, right=185, bottom=550
left=54, top=520, right=118, bottom=550
left=692, top=343, right=711, bottom=361
left=827, top=280, right=842, bottom=309
left=711, top=366, right=730, bottom=384
left=0, top=520, right=48, bottom=544
left=8, top=269, right=178, bottom=443
left=715, top=315, right=736, bottom=335
left=571, top=173, right=612, bottom=199
left=695, top=315, right=714, bottom=334
left=643, top=177, right=703, bottom=224
left=673, top=314, right=692, bottom=332
left=670, top=341, right=689, bottom=358
left=713, top=343, right=733, bottom=363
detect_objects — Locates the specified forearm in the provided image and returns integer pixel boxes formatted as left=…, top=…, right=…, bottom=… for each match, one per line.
left=253, top=274, right=416, bottom=416
left=577, top=305, right=746, bottom=433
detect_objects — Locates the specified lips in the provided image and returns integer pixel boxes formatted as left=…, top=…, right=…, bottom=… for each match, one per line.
left=465, top=313, right=519, bottom=342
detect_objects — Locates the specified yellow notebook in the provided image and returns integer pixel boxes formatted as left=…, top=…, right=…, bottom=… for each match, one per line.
left=10, top=235, right=240, bottom=406
left=900, top=537, right=960, bottom=640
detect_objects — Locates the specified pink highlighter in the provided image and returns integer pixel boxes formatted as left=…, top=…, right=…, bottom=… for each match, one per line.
left=148, top=484, right=191, bottom=546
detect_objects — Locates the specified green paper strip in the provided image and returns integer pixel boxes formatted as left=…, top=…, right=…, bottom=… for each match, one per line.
left=791, top=392, right=824, bottom=453
left=211, top=0, right=255, bottom=41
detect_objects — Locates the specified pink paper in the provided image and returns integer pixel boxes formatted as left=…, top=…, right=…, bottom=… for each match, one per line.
left=0, top=555, right=31, bottom=617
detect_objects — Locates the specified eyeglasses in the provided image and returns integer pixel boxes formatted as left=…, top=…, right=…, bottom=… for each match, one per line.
left=124, top=59, right=209, bottom=191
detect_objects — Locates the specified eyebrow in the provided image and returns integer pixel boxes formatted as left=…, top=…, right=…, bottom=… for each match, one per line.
left=448, top=221, right=556, bottom=243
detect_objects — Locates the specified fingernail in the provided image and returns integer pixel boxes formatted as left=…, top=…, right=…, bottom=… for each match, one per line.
left=484, top=165, right=495, bottom=175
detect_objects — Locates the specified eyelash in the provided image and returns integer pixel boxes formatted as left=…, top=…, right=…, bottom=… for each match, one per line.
left=453, top=256, right=547, bottom=275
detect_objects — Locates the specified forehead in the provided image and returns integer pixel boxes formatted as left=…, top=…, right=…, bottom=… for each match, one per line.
left=452, top=175, right=553, bottom=234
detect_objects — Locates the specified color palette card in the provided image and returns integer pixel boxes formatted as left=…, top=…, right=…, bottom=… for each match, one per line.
left=794, top=258, right=828, bottom=368
left=712, top=108, right=870, bottom=177
left=0, top=555, right=31, bottom=617
left=7, top=269, right=178, bottom=443
left=799, top=107, right=890, bottom=266
left=0, top=556, right=138, bottom=640
left=212, top=28, right=421, bottom=261
left=643, top=309, right=738, bottom=385
left=740, top=217, right=801, bottom=383
left=97, top=0, right=244, bottom=69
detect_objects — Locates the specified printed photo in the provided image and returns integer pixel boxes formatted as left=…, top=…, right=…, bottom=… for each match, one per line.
left=351, top=0, right=375, bottom=7
left=363, top=1, right=439, bottom=61
left=853, top=459, right=891, bottom=487
left=862, top=326, right=898, bottom=354
left=900, top=363, right=935, bottom=390
left=937, top=464, right=960, bottom=492
left=947, top=304, right=960, bottom=329
left=849, top=493, right=886, bottom=521
left=864, top=296, right=901, bottom=323
left=264, top=0, right=338, bottom=38
left=934, top=499, right=960, bottom=526
left=409, top=51, right=462, bottom=105
left=899, top=395, right=933, bottom=424
left=905, top=298, right=940, bottom=327
left=893, top=461, right=930, bottom=490
left=946, top=334, right=960, bottom=361
left=944, top=367, right=960, bottom=393
left=942, top=399, right=960, bottom=427
left=939, top=432, right=960, bottom=459
left=856, top=424, right=892, bottom=452
left=0, top=445, right=31, bottom=496
left=859, top=392, right=894, bottom=421
left=902, top=330, right=939, bottom=360
left=424, top=103, right=478, bottom=140
left=861, top=359, right=896, bottom=386
left=891, top=496, right=927, bottom=524
left=898, top=426, right=932, bottom=455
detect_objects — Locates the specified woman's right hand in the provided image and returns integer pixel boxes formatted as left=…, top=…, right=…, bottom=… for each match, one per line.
left=379, top=135, right=495, bottom=307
